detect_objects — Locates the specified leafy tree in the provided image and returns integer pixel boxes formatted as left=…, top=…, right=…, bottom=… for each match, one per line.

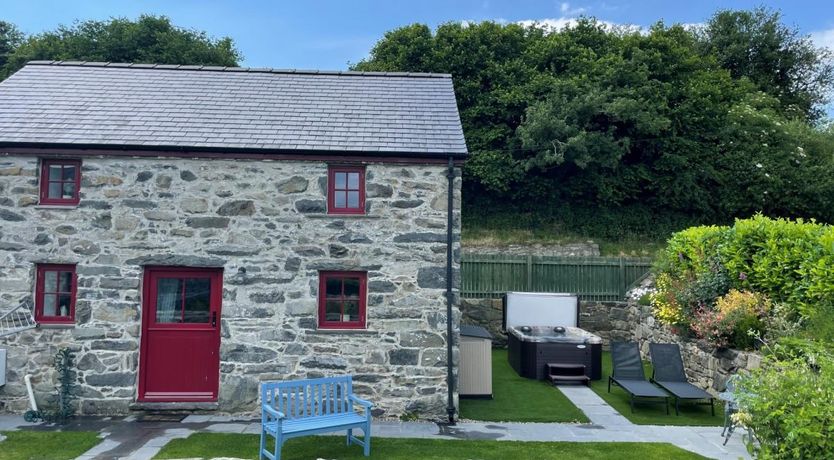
left=0, top=21, right=23, bottom=73
left=699, top=7, right=834, bottom=121
left=2, top=15, right=241, bottom=79
left=356, top=16, right=834, bottom=237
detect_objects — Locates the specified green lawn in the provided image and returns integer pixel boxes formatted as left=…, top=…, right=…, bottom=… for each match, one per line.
left=459, top=348, right=588, bottom=423
left=155, top=433, right=707, bottom=460
left=589, top=352, right=723, bottom=426
left=0, top=431, right=101, bottom=460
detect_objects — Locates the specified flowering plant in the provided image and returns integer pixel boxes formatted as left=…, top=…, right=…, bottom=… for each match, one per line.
left=690, top=290, right=769, bottom=349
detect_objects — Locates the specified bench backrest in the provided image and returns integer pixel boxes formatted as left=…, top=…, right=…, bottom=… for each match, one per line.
left=262, top=375, right=355, bottom=420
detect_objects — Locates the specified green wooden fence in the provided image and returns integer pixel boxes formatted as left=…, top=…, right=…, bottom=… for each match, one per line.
left=461, top=255, right=653, bottom=301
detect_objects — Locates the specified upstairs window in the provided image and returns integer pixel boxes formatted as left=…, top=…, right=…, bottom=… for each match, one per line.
left=318, top=271, right=367, bottom=329
left=35, top=264, right=77, bottom=324
left=327, top=166, right=365, bottom=214
left=40, top=159, right=81, bottom=205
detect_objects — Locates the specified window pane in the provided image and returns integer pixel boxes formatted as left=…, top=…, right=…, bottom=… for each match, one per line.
left=48, top=182, right=62, bottom=198
left=44, top=271, right=57, bottom=293
left=48, top=165, right=62, bottom=180
left=343, top=278, right=360, bottom=297
left=334, top=172, right=346, bottom=189
left=62, top=165, right=76, bottom=181
left=347, top=172, right=359, bottom=190
left=334, top=191, right=346, bottom=208
left=325, top=300, right=342, bottom=321
left=62, top=182, right=76, bottom=199
left=347, top=191, right=360, bottom=209
left=57, top=294, right=72, bottom=317
left=344, top=300, right=359, bottom=322
left=326, top=277, right=342, bottom=297
left=183, top=278, right=211, bottom=323
left=58, top=271, right=72, bottom=293
left=156, top=278, right=183, bottom=323
left=42, top=294, right=57, bottom=316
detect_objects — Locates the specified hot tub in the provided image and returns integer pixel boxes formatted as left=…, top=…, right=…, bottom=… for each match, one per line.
left=507, top=325, right=602, bottom=380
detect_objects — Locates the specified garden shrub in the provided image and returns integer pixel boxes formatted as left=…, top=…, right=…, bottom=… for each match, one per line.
left=736, top=351, right=834, bottom=459
left=690, top=290, right=769, bottom=349
left=652, top=215, right=834, bottom=349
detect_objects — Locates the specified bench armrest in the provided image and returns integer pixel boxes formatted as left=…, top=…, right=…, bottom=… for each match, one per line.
left=262, top=404, right=285, bottom=420
left=349, top=394, right=373, bottom=409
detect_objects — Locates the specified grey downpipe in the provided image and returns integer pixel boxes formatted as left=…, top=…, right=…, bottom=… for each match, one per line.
left=445, top=156, right=456, bottom=425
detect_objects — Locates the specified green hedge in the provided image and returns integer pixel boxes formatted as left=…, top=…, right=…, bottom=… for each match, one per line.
left=653, top=215, right=834, bottom=347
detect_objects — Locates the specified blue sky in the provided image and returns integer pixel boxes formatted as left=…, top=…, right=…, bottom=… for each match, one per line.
left=2, top=0, right=832, bottom=70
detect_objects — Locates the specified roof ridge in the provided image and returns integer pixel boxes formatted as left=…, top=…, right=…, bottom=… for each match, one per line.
left=24, top=60, right=453, bottom=79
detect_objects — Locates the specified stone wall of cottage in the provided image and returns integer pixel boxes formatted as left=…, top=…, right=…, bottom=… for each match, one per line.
left=0, top=155, right=461, bottom=419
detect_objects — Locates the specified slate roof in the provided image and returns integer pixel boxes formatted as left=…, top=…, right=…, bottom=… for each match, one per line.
left=0, top=61, right=467, bottom=157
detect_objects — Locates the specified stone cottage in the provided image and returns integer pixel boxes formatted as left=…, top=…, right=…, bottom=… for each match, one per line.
left=0, top=61, right=465, bottom=419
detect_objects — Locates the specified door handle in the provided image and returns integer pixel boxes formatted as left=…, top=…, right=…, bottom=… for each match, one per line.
left=211, top=311, right=217, bottom=328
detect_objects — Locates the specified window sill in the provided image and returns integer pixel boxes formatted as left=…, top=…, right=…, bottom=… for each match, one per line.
left=305, top=214, right=381, bottom=219
left=35, top=204, right=79, bottom=210
left=38, top=323, right=76, bottom=329
left=308, top=328, right=377, bottom=336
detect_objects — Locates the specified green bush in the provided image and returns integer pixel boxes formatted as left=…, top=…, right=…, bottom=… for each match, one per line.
left=737, top=350, right=834, bottom=459
left=652, top=215, right=834, bottom=348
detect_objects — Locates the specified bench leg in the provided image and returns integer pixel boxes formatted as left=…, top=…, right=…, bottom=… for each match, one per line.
left=274, top=433, right=283, bottom=460
left=364, top=422, right=371, bottom=457
left=259, top=429, right=266, bottom=460
left=347, top=428, right=353, bottom=446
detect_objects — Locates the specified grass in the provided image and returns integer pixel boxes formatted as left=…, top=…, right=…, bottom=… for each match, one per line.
left=0, top=430, right=101, bottom=460
left=462, top=222, right=665, bottom=257
left=154, top=433, right=707, bottom=460
left=589, top=352, right=723, bottom=426
left=459, top=348, right=588, bottom=423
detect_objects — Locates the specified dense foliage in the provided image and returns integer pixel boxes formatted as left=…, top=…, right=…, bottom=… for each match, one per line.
left=355, top=10, right=834, bottom=237
left=651, top=215, right=834, bottom=348
left=0, top=15, right=241, bottom=79
left=699, top=8, right=834, bottom=121
left=736, top=348, right=834, bottom=458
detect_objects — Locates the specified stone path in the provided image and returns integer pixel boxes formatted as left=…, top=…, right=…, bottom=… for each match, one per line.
left=0, top=389, right=751, bottom=460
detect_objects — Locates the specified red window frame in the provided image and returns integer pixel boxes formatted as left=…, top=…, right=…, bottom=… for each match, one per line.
left=35, top=264, right=77, bottom=324
left=318, top=271, right=367, bottom=329
left=39, top=159, right=82, bottom=205
left=327, top=166, right=365, bottom=215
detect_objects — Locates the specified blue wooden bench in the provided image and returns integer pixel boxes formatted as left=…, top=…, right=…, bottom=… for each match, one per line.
left=260, top=375, right=373, bottom=460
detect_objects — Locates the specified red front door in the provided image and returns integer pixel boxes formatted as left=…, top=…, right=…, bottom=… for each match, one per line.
left=139, top=267, right=223, bottom=402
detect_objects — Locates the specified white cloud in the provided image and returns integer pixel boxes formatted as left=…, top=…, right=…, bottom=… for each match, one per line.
left=811, top=28, right=834, bottom=51
left=560, top=2, right=586, bottom=16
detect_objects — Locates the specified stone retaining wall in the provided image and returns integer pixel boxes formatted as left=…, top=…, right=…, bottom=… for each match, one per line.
left=459, top=297, right=635, bottom=347
left=0, top=155, right=461, bottom=419
left=463, top=243, right=600, bottom=257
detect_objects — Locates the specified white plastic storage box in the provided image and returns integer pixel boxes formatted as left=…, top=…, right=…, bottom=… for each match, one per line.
left=459, top=325, right=493, bottom=398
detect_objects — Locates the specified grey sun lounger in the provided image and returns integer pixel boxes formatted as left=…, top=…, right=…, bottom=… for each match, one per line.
left=608, top=342, right=669, bottom=413
left=649, top=343, right=715, bottom=416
